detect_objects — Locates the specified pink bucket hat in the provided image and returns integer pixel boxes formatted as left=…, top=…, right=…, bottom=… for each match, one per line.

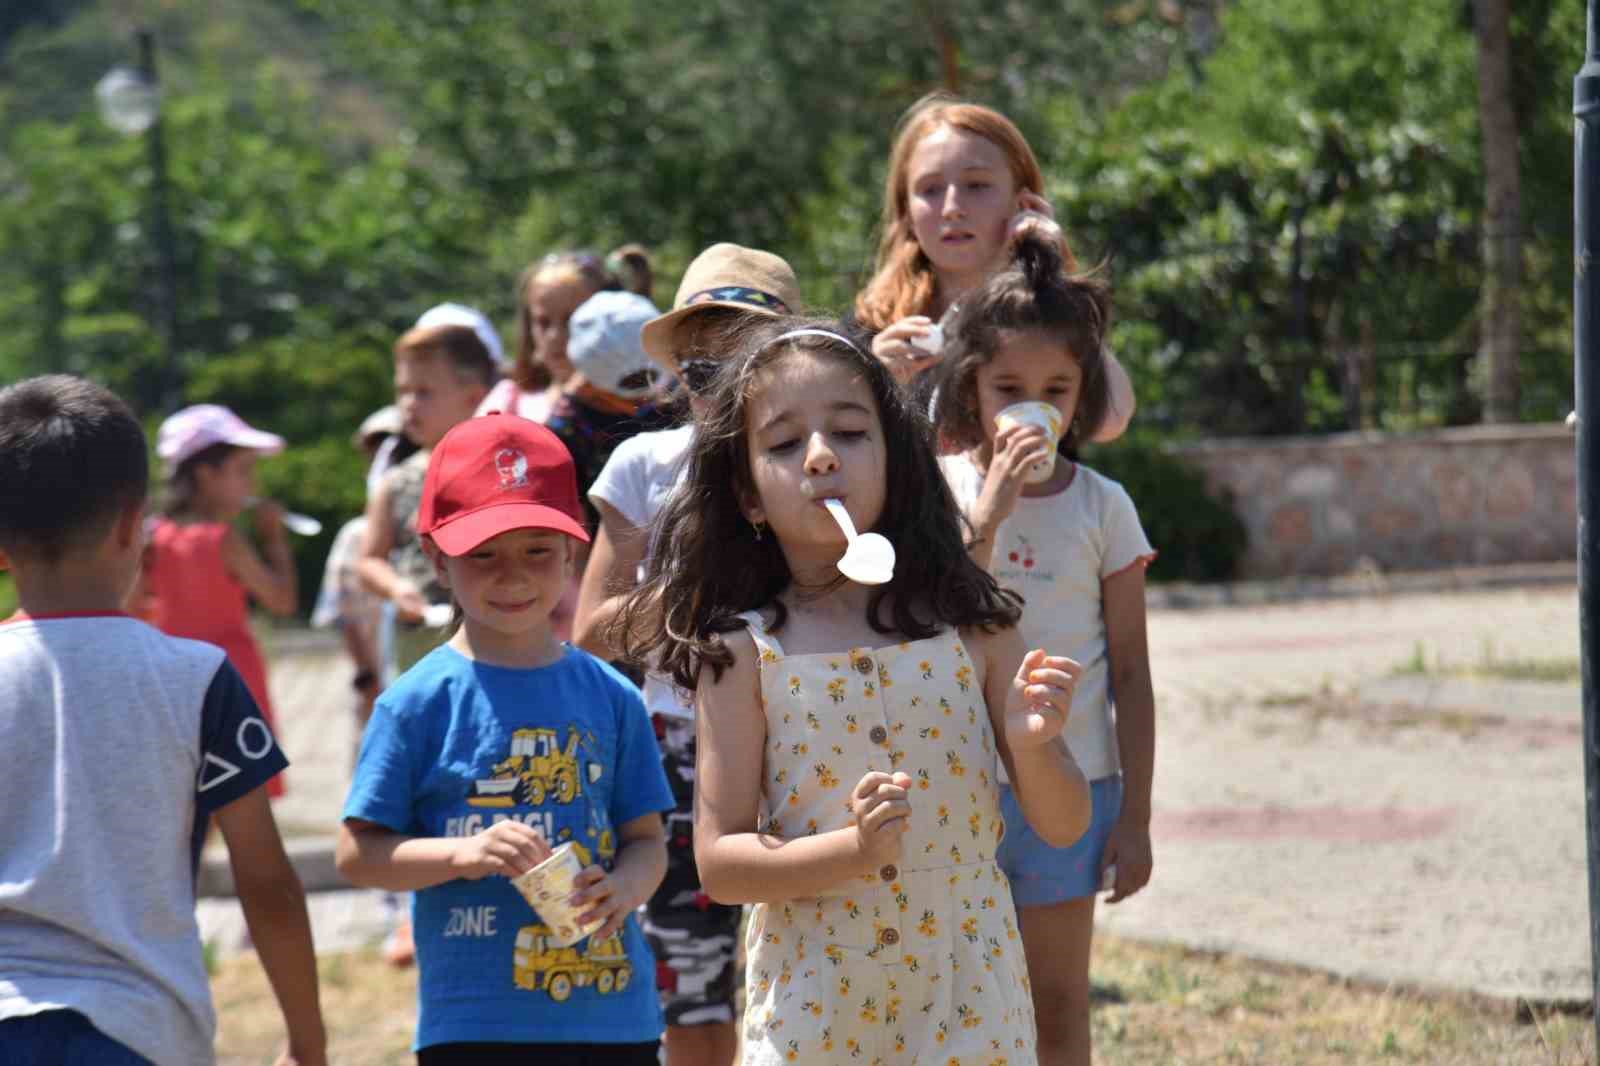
left=157, top=404, right=285, bottom=471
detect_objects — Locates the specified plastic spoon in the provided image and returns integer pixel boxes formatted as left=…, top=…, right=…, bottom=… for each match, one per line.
left=822, top=498, right=895, bottom=585
left=244, top=498, right=323, bottom=537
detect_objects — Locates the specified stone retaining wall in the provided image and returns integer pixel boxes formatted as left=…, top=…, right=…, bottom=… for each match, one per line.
left=1168, top=423, right=1575, bottom=579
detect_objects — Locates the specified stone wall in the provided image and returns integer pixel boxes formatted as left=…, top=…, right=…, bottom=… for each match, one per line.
left=1168, top=423, right=1575, bottom=579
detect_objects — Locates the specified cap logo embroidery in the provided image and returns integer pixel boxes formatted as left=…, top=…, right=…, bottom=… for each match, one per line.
left=494, top=448, right=529, bottom=489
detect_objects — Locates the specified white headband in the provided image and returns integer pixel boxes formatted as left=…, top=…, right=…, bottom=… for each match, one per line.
left=761, top=327, right=864, bottom=356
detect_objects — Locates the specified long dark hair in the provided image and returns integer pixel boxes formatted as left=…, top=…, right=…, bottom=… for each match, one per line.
left=933, top=233, right=1111, bottom=453
left=614, top=315, right=1021, bottom=691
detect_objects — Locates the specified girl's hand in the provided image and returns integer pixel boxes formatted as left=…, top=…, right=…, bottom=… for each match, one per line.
left=870, top=316, right=941, bottom=386
left=1006, top=648, right=1080, bottom=751
left=450, top=821, right=551, bottom=880
left=251, top=498, right=288, bottom=542
left=1005, top=191, right=1066, bottom=254
left=972, top=422, right=1054, bottom=537
left=1101, top=819, right=1152, bottom=904
left=849, top=770, right=912, bottom=866
left=569, top=864, right=636, bottom=941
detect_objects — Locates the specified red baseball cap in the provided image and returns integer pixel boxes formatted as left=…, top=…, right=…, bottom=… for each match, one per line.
left=418, top=414, right=589, bottom=556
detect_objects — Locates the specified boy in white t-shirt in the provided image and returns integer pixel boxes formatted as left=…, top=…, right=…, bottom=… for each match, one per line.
left=0, top=375, right=325, bottom=1066
left=572, top=243, right=801, bottom=1066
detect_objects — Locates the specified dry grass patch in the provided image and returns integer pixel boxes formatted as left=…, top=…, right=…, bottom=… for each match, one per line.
left=211, top=936, right=1594, bottom=1065
left=1089, top=936, right=1595, bottom=1065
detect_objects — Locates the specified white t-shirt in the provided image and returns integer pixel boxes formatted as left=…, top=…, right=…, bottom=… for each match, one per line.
left=940, top=453, right=1155, bottom=780
left=587, top=424, right=695, bottom=719
left=478, top=378, right=553, bottom=424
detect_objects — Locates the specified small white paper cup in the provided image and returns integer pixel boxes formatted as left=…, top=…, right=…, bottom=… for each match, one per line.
left=510, top=842, right=602, bottom=947
left=993, top=402, right=1064, bottom=484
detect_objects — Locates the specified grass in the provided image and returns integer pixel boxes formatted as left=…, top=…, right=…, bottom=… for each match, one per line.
left=210, top=936, right=1596, bottom=1065
left=1394, top=640, right=1581, bottom=685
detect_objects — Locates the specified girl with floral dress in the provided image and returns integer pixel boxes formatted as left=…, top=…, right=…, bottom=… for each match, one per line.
left=617, top=317, right=1092, bottom=1066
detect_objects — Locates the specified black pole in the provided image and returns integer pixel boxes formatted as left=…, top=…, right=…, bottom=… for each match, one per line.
left=1574, top=0, right=1600, bottom=1041
left=137, top=29, right=181, bottom=413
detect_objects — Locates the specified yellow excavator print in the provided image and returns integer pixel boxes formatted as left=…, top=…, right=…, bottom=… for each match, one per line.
left=512, top=927, right=631, bottom=1001
left=468, top=726, right=585, bottom=807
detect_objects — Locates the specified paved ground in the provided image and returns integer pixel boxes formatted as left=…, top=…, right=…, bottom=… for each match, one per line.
left=197, top=578, right=1593, bottom=1006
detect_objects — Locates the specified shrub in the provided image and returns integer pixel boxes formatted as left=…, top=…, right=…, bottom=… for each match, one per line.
left=1078, top=435, right=1247, bottom=584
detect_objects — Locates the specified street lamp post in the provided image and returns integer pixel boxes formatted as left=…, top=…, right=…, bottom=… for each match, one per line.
left=1574, top=0, right=1600, bottom=1049
left=95, top=28, right=181, bottom=413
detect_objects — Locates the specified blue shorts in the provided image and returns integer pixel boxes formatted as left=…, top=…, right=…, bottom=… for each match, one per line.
left=0, top=1010, right=154, bottom=1066
left=996, top=775, right=1123, bottom=907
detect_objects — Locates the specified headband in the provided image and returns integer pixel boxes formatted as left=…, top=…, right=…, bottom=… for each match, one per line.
left=684, top=286, right=791, bottom=313
left=760, top=327, right=865, bottom=356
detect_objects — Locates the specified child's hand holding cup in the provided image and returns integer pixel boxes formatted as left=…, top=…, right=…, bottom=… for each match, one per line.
left=993, top=402, right=1064, bottom=484
left=510, top=841, right=605, bottom=947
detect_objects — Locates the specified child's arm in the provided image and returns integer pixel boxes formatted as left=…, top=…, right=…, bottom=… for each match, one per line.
left=694, top=631, right=911, bottom=904
left=213, top=788, right=327, bottom=1066
left=963, top=424, right=1054, bottom=570
left=336, top=818, right=552, bottom=892
left=572, top=499, right=648, bottom=661
left=355, top=482, right=427, bottom=623
left=221, top=502, right=297, bottom=616
left=568, top=811, right=667, bottom=940
left=973, top=625, right=1092, bottom=848
left=1100, top=564, right=1155, bottom=902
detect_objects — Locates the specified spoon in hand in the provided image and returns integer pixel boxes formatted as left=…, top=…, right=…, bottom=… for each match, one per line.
left=822, top=498, right=895, bottom=585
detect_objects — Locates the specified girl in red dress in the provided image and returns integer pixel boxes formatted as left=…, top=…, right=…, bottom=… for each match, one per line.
left=140, top=405, right=298, bottom=796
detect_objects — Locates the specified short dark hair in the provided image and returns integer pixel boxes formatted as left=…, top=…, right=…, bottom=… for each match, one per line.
left=0, top=375, right=149, bottom=562
left=615, top=315, right=1021, bottom=692
left=394, top=324, right=498, bottom=388
left=934, top=233, right=1112, bottom=453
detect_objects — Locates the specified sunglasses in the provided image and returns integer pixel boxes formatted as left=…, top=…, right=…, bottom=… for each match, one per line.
left=679, top=359, right=721, bottom=395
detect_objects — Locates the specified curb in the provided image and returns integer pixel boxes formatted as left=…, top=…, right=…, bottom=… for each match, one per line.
left=200, top=836, right=346, bottom=898
left=1146, top=561, right=1575, bottom=611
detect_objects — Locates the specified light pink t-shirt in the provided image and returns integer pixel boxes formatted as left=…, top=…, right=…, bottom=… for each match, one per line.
left=477, top=378, right=553, bottom=424
left=940, top=454, right=1155, bottom=780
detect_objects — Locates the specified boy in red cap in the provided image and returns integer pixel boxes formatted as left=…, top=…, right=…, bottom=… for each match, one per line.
left=336, top=413, right=672, bottom=1066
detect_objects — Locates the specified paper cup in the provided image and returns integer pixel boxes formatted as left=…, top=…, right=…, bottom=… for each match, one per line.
left=510, top=842, right=602, bottom=947
left=993, top=402, right=1064, bottom=484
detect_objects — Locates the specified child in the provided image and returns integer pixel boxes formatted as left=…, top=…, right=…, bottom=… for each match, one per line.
left=933, top=235, right=1157, bottom=1066
left=337, top=414, right=674, bottom=1066
left=549, top=288, right=675, bottom=519
left=574, top=242, right=801, bottom=1066
left=360, top=313, right=498, bottom=682
left=852, top=92, right=1136, bottom=441
left=615, top=319, right=1092, bottom=1066
left=483, top=250, right=620, bottom=424
left=142, top=402, right=300, bottom=796
left=0, top=375, right=326, bottom=1066
left=311, top=406, right=405, bottom=761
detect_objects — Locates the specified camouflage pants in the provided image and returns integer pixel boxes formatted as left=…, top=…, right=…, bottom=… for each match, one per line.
left=642, top=715, right=740, bottom=1027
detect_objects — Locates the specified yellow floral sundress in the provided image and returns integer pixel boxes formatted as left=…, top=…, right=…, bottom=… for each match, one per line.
left=736, top=611, right=1037, bottom=1066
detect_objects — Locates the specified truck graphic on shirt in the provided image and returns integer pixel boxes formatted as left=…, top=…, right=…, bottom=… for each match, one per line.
left=512, top=927, right=631, bottom=1001
left=468, top=727, right=586, bottom=807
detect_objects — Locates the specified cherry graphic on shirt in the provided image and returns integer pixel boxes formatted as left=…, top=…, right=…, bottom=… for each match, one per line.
left=1009, top=535, right=1036, bottom=570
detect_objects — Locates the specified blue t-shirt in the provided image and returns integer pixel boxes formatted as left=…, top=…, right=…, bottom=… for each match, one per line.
left=342, top=643, right=673, bottom=1050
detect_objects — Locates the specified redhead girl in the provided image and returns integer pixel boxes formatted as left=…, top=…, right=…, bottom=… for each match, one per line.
left=853, top=93, right=1134, bottom=441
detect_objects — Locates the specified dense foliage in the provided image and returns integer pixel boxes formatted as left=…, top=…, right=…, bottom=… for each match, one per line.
left=0, top=0, right=1584, bottom=587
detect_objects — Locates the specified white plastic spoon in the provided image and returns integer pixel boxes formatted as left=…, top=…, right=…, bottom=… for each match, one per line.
left=244, top=497, right=323, bottom=537
left=822, top=498, right=895, bottom=585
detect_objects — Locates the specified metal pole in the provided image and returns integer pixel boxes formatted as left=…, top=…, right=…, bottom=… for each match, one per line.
left=138, top=29, right=181, bottom=413
left=1574, top=0, right=1600, bottom=1042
